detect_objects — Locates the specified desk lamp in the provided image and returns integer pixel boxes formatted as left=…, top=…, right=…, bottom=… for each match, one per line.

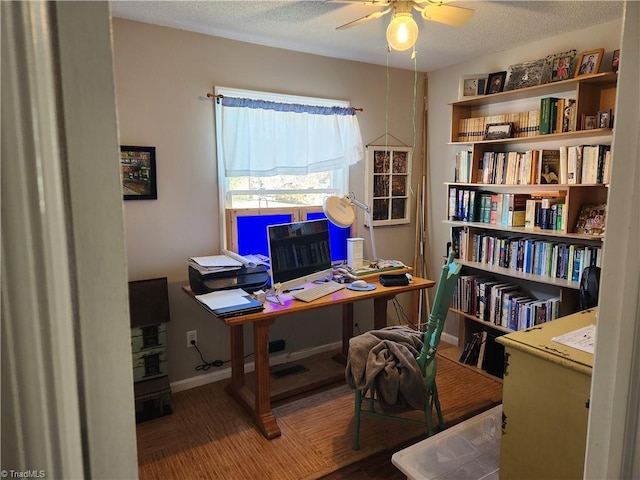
left=323, top=193, right=378, bottom=262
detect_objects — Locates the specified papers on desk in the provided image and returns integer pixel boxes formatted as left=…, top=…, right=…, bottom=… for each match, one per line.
left=195, top=288, right=252, bottom=309
left=551, top=324, right=596, bottom=355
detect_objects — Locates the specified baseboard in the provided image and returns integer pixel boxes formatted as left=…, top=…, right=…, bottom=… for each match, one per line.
left=441, top=331, right=458, bottom=346
left=170, top=341, right=342, bottom=393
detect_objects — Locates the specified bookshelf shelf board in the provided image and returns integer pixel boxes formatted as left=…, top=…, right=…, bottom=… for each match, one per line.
left=449, top=128, right=613, bottom=147
left=450, top=308, right=513, bottom=334
left=449, top=72, right=618, bottom=107
left=443, top=220, right=604, bottom=242
left=454, top=259, right=581, bottom=290
left=444, top=182, right=607, bottom=190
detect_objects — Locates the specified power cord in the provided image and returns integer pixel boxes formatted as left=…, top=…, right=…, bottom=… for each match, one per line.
left=191, top=340, right=254, bottom=372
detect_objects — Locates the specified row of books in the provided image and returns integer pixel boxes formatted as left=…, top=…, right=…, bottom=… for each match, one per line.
left=449, top=189, right=568, bottom=229
left=457, top=111, right=540, bottom=142
left=452, top=274, right=561, bottom=330
left=474, top=145, right=610, bottom=187
left=540, top=97, right=578, bottom=135
left=457, top=330, right=504, bottom=377
left=452, top=227, right=602, bottom=281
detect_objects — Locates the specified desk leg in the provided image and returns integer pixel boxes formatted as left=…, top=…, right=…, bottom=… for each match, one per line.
left=374, top=296, right=394, bottom=330
left=228, top=324, right=244, bottom=390
left=333, top=303, right=354, bottom=364
left=253, top=318, right=280, bottom=439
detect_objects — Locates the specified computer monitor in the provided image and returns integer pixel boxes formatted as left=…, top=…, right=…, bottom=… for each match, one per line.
left=267, top=218, right=333, bottom=292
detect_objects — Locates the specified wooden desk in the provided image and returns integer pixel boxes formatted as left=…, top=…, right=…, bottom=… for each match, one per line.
left=183, top=276, right=435, bottom=439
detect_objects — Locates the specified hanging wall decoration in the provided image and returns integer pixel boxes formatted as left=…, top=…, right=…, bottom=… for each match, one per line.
left=366, top=145, right=412, bottom=226
left=120, top=145, right=158, bottom=200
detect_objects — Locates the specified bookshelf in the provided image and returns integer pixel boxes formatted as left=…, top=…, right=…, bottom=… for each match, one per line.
left=447, top=72, right=617, bottom=378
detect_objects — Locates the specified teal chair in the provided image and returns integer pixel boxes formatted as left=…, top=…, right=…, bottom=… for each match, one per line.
left=349, top=251, right=461, bottom=450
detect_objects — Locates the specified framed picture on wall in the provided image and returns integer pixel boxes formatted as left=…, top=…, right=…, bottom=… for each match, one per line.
left=120, top=145, right=158, bottom=200
left=365, top=145, right=412, bottom=226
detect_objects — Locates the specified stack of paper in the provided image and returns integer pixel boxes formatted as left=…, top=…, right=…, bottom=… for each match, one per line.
left=188, top=255, right=243, bottom=275
left=188, top=250, right=270, bottom=275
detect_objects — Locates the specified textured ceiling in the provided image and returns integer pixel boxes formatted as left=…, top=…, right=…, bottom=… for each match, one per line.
left=109, top=1, right=624, bottom=71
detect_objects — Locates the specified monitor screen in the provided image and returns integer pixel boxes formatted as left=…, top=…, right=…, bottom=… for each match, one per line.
left=267, top=218, right=333, bottom=291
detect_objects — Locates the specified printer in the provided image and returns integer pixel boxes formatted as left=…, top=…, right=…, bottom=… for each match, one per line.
left=188, top=264, right=270, bottom=295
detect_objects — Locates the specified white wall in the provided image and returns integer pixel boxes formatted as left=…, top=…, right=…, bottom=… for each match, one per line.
left=426, top=19, right=622, bottom=338
left=112, top=18, right=425, bottom=383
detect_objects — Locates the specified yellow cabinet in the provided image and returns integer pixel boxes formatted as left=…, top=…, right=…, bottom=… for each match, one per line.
left=497, top=309, right=595, bottom=479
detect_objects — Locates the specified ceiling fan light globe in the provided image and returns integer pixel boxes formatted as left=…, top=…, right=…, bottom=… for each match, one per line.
left=386, top=13, right=419, bottom=51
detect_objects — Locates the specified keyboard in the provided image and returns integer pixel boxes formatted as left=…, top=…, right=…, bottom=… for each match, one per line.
left=291, top=281, right=346, bottom=302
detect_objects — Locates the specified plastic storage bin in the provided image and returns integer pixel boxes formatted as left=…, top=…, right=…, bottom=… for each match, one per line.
left=391, top=404, right=502, bottom=480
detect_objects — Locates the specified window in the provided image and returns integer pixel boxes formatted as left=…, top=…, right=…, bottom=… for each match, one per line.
left=214, top=87, right=363, bottom=261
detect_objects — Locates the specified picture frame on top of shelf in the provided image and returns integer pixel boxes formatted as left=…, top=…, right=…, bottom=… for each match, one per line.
left=504, top=58, right=547, bottom=91
left=612, top=49, right=620, bottom=72
left=543, top=49, right=577, bottom=83
left=575, top=48, right=604, bottom=77
left=483, top=122, right=513, bottom=140
left=458, top=74, right=489, bottom=100
left=120, top=145, right=158, bottom=200
left=366, top=145, right=412, bottom=226
left=485, top=71, right=507, bottom=95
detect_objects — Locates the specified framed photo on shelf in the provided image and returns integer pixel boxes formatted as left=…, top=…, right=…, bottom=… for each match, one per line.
left=575, top=48, right=604, bottom=77
left=485, top=71, right=507, bottom=95
left=483, top=122, right=513, bottom=140
left=458, top=74, right=489, bottom=99
left=574, top=203, right=607, bottom=236
left=365, top=145, right=412, bottom=226
left=581, top=114, right=598, bottom=130
left=544, top=49, right=577, bottom=82
left=504, top=58, right=546, bottom=91
left=120, top=145, right=157, bottom=200
left=597, top=109, right=613, bottom=128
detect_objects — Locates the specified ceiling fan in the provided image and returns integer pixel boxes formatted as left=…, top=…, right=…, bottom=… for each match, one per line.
left=335, top=0, right=474, bottom=51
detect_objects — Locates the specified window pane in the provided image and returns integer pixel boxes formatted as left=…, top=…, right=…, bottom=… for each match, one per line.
left=237, top=214, right=292, bottom=256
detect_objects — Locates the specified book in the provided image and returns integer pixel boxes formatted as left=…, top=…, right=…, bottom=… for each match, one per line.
left=574, top=203, right=607, bottom=236
left=559, top=146, right=568, bottom=184
left=448, top=187, right=458, bottom=220
left=567, top=146, right=583, bottom=184
left=475, top=331, right=489, bottom=369
left=540, top=97, right=559, bottom=135
left=538, top=149, right=561, bottom=184
left=507, top=194, right=529, bottom=227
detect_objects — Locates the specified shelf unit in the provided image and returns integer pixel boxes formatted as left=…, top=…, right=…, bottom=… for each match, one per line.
left=446, top=72, right=617, bottom=378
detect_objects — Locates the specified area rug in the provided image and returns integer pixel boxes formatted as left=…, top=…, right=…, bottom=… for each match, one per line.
left=137, top=352, right=502, bottom=480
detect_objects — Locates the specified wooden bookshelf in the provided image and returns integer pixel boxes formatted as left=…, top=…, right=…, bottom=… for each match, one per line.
left=447, top=70, right=617, bottom=379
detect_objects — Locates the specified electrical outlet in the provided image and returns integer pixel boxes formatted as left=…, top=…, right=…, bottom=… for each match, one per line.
left=187, top=330, right=197, bottom=348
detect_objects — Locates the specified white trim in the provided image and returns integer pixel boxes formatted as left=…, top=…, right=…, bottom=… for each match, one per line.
left=585, top=2, right=640, bottom=477
left=171, top=341, right=342, bottom=392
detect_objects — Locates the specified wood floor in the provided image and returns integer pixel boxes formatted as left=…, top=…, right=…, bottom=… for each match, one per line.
left=136, top=343, right=503, bottom=480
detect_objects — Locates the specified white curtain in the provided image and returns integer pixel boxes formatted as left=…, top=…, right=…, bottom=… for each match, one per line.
left=217, top=96, right=364, bottom=176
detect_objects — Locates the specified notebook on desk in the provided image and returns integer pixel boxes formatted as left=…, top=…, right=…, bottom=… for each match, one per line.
left=195, top=288, right=264, bottom=318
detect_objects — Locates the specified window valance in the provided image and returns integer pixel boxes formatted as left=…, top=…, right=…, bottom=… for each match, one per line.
left=216, top=93, right=364, bottom=177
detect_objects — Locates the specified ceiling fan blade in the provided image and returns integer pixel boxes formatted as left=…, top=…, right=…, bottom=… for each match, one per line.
left=421, top=4, right=474, bottom=27
left=336, top=7, right=392, bottom=29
